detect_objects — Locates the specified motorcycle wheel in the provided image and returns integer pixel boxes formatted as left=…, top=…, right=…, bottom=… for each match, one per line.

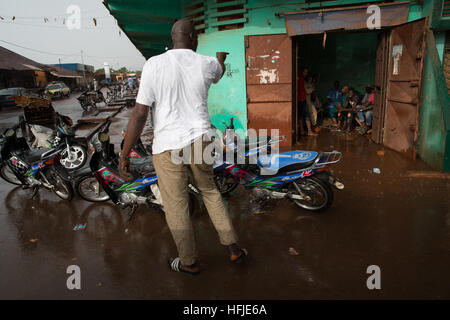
left=0, top=162, right=22, bottom=185
left=49, top=170, right=74, bottom=200
left=214, top=172, right=238, bottom=195
left=75, top=174, right=109, bottom=202
left=60, top=144, right=87, bottom=170
left=288, top=176, right=333, bottom=213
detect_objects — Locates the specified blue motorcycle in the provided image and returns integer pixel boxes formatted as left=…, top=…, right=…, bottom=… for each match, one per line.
left=212, top=119, right=344, bottom=212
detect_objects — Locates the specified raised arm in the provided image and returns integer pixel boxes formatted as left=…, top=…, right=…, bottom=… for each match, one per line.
left=216, top=52, right=229, bottom=79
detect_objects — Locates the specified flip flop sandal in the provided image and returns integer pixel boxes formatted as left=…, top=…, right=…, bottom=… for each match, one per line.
left=230, top=248, right=248, bottom=263
left=168, top=257, right=200, bottom=275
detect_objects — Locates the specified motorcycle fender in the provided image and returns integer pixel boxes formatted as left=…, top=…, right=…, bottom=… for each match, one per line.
left=315, top=171, right=344, bottom=190
left=70, top=137, right=88, bottom=147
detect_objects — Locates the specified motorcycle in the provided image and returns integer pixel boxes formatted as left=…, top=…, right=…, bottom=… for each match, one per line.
left=28, top=113, right=88, bottom=171
left=75, top=119, right=197, bottom=220
left=0, top=116, right=74, bottom=200
left=77, top=89, right=105, bottom=111
left=213, top=128, right=344, bottom=212
left=118, top=118, right=278, bottom=195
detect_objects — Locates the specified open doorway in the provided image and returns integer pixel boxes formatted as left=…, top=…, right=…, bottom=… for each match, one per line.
left=293, top=30, right=383, bottom=143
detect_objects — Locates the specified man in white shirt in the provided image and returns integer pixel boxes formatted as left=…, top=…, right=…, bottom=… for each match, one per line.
left=119, top=19, right=246, bottom=275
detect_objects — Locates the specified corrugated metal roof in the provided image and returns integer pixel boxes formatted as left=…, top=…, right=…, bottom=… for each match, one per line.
left=0, top=46, right=49, bottom=71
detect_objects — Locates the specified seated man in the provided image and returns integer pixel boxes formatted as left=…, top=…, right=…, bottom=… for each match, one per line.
left=354, top=86, right=375, bottom=132
left=327, top=81, right=343, bottom=127
left=337, top=86, right=354, bottom=131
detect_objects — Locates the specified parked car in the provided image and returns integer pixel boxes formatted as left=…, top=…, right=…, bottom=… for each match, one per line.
left=0, top=87, right=28, bottom=109
left=45, top=83, right=71, bottom=99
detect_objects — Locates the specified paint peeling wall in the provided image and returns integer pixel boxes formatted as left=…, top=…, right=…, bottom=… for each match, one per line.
left=196, top=0, right=292, bottom=134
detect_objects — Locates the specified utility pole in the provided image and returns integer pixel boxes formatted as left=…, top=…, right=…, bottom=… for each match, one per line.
left=80, top=50, right=87, bottom=89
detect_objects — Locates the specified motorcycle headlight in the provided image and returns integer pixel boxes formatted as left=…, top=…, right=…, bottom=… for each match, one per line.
left=5, top=129, right=14, bottom=138
left=98, top=132, right=109, bottom=143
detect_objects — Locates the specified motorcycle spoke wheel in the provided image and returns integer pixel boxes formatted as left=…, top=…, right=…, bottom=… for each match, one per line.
left=289, top=177, right=333, bottom=212
left=77, top=176, right=109, bottom=202
left=52, top=173, right=73, bottom=200
left=60, top=145, right=86, bottom=170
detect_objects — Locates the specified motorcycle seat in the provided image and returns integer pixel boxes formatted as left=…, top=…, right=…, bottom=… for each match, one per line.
left=257, top=151, right=318, bottom=174
left=130, top=156, right=154, bottom=177
left=19, top=148, right=50, bottom=165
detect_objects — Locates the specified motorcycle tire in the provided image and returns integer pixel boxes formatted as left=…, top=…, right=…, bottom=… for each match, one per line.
left=288, top=176, right=333, bottom=213
left=48, top=169, right=74, bottom=200
left=0, top=162, right=22, bottom=185
left=75, top=174, right=110, bottom=202
left=214, top=172, right=238, bottom=195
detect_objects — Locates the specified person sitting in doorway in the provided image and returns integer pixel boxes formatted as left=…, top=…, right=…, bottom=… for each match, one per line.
left=338, top=87, right=358, bottom=132
left=353, top=86, right=375, bottom=134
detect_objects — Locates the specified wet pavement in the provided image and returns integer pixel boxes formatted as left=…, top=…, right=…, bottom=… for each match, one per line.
left=0, top=99, right=449, bottom=299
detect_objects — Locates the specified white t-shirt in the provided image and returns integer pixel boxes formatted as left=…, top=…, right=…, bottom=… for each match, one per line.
left=136, top=49, right=223, bottom=154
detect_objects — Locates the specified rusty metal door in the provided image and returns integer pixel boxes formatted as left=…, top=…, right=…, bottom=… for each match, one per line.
left=371, top=31, right=389, bottom=144
left=245, top=34, right=293, bottom=146
left=384, top=18, right=427, bottom=158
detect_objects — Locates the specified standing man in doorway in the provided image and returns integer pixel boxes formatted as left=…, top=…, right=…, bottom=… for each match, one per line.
left=119, top=19, right=246, bottom=275
left=297, top=67, right=317, bottom=137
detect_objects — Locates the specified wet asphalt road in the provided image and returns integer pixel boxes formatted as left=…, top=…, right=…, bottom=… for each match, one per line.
left=0, top=97, right=449, bottom=299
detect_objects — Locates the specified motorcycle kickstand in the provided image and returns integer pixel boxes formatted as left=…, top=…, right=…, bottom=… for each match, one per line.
left=127, top=204, right=138, bottom=222
left=30, top=186, right=39, bottom=200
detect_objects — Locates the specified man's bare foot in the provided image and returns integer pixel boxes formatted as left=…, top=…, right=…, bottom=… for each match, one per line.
left=307, top=131, right=318, bottom=136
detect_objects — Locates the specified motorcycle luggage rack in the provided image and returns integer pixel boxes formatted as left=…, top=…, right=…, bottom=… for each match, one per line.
left=314, top=151, right=342, bottom=166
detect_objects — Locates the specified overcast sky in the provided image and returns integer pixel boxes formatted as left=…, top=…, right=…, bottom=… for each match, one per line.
left=0, top=0, right=147, bottom=71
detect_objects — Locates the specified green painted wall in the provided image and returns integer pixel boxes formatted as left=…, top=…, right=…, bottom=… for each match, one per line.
left=197, top=0, right=288, bottom=135
left=417, top=30, right=450, bottom=172
left=297, top=31, right=378, bottom=104
left=435, top=31, right=446, bottom=63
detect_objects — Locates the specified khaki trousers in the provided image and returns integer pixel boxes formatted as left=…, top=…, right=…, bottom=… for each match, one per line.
left=153, top=135, right=238, bottom=266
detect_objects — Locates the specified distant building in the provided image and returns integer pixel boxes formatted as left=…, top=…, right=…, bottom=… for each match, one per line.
left=50, top=63, right=95, bottom=74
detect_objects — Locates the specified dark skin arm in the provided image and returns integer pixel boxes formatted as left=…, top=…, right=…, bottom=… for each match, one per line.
left=216, top=52, right=228, bottom=78
left=119, top=103, right=149, bottom=181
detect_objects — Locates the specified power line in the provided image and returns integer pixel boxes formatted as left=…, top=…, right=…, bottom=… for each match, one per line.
left=0, top=39, right=142, bottom=61
left=0, top=19, right=118, bottom=30
left=0, top=39, right=80, bottom=56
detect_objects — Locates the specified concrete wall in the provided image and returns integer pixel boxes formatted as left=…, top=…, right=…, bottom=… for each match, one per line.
left=197, top=0, right=288, bottom=134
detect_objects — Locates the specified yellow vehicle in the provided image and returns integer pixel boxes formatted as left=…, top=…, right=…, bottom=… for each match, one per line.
left=45, top=82, right=71, bottom=99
